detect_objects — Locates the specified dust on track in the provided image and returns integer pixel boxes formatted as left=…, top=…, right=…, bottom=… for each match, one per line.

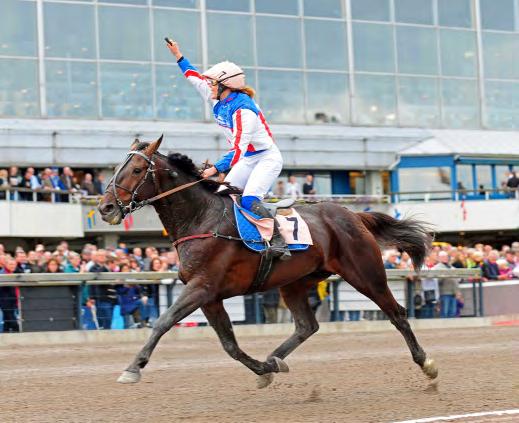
left=1, top=326, right=518, bottom=423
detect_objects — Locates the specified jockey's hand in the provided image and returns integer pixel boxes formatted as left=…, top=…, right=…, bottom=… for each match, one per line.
left=201, top=166, right=218, bottom=179
left=166, top=39, right=183, bottom=61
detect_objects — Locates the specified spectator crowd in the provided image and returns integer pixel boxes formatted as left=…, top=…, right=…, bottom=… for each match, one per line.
left=0, top=241, right=179, bottom=332
left=0, top=166, right=105, bottom=201
left=1, top=239, right=519, bottom=332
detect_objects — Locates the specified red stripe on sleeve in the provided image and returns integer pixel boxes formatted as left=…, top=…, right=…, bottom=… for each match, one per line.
left=258, top=111, right=274, bottom=140
left=184, top=69, right=203, bottom=80
left=230, top=110, right=243, bottom=167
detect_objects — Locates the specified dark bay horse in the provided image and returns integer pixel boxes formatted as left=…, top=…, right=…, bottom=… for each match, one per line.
left=98, top=136, right=438, bottom=388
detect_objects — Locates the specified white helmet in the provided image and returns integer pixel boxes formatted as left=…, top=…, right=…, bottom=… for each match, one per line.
left=202, top=61, right=245, bottom=89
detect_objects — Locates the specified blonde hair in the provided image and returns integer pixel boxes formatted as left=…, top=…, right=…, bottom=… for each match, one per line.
left=237, top=86, right=256, bottom=98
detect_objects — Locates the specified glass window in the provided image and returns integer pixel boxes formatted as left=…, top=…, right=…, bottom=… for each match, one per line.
left=305, top=20, right=347, bottom=70
left=46, top=61, right=97, bottom=118
left=100, top=63, right=153, bottom=119
left=441, top=79, right=480, bottom=129
left=484, top=80, right=519, bottom=129
left=457, top=165, right=474, bottom=193
left=256, top=0, right=299, bottom=15
left=399, top=167, right=452, bottom=200
left=439, top=30, right=476, bottom=77
left=99, top=0, right=147, bottom=4
left=395, top=0, right=433, bottom=25
left=0, top=0, right=37, bottom=57
left=480, top=0, right=515, bottom=31
left=353, top=23, right=394, bottom=72
left=304, top=0, right=344, bottom=18
left=257, top=71, right=304, bottom=123
left=351, top=0, right=390, bottom=21
left=398, top=76, right=439, bottom=127
left=207, top=13, right=253, bottom=66
left=438, top=0, right=473, bottom=28
left=153, top=0, right=199, bottom=7
left=483, top=32, right=519, bottom=79
left=0, top=59, right=39, bottom=117
left=496, top=165, right=513, bottom=189
left=306, top=72, right=349, bottom=124
left=256, top=17, right=302, bottom=68
left=206, top=0, right=250, bottom=12
left=475, top=165, right=492, bottom=191
left=44, top=3, right=95, bottom=59
left=155, top=64, right=204, bottom=120
left=353, top=74, right=396, bottom=126
left=396, top=26, right=438, bottom=75
left=98, top=6, right=150, bottom=61
left=154, top=10, right=201, bottom=63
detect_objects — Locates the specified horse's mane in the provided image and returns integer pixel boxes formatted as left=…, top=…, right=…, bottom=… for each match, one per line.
left=135, top=142, right=241, bottom=194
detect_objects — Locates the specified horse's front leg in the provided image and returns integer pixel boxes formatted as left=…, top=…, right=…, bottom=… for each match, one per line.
left=202, top=301, right=289, bottom=388
left=117, top=279, right=210, bottom=384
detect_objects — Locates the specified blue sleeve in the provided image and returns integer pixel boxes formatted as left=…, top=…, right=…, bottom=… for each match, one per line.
left=177, top=56, right=200, bottom=75
left=214, top=151, right=234, bottom=173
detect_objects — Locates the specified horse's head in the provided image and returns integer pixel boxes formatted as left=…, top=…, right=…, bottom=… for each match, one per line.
left=99, top=135, right=164, bottom=225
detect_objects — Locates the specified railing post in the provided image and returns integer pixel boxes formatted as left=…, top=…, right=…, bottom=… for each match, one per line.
left=77, top=283, right=84, bottom=330
left=253, top=293, right=262, bottom=324
left=472, top=281, right=478, bottom=317
left=166, top=283, right=173, bottom=307
left=332, top=280, right=340, bottom=322
left=478, top=280, right=484, bottom=316
left=406, top=277, right=415, bottom=318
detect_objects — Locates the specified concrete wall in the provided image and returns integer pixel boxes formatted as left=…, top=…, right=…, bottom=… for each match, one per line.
left=0, top=201, right=83, bottom=237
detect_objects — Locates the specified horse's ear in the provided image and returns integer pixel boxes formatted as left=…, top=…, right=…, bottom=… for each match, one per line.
left=130, top=138, right=140, bottom=150
left=145, top=134, right=163, bottom=156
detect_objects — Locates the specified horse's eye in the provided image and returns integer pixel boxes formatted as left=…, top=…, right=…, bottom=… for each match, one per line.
left=133, top=168, right=143, bottom=175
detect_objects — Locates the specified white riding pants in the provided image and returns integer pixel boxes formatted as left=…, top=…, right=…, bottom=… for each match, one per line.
left=224, top=145, right=283, bottom=200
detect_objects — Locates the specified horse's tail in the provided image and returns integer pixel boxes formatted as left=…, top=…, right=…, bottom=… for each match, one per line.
left=357, top=212, right=433, bottom=271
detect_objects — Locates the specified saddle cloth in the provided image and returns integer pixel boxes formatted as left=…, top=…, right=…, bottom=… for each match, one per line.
left=233, top=202, right=313, bottom=253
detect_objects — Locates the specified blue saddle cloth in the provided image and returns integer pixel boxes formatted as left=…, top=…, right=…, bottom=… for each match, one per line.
left=233, top=203, right=309, bottom=253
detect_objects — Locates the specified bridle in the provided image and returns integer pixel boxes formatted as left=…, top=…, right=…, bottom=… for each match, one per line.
left=105, top=149, right=204, bottom=217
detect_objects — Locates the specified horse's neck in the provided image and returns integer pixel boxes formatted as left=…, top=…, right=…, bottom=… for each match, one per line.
left=153, top=176, right=222, bottom=242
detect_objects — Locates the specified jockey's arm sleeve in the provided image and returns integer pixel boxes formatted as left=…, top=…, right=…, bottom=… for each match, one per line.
left=214, top=109, right=256, bottom=173
left=177, top=56, right=213, bottom=103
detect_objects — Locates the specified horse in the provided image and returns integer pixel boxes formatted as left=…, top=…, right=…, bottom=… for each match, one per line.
left=98, top=135, right=438, bottom=388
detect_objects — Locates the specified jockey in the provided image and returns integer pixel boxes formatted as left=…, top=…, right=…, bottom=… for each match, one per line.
left=166, top=39, right=291, bottom=260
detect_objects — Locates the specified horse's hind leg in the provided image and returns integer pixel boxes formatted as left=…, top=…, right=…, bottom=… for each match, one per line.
left=335, top=247, right=438, bottom=380
left=202, top=301, right=289, bottom=387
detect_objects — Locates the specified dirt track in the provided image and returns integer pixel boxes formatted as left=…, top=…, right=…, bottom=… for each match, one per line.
left=1, top=326, right=518, bottom=423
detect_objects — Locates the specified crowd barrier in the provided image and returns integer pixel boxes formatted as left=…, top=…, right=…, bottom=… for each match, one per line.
left=0, top=268, right=490, bottom=333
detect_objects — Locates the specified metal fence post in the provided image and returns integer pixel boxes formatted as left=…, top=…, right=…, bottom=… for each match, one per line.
left=332, top=280, right=340, bottom=322
left=77, top=283, right=84, bottom=330
left=406, top=278, right=415, bottom=318
left=253, top=293, right=262, bottom=324
left=472, top=281, right=478, bottom=317
left=166, top=283, right=173, bottom=307
left=478, top=280, right=484, bottom=316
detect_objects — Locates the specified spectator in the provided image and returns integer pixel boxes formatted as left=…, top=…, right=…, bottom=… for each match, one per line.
left=143, top=247, right=157, bottom=271
left=302, top=173, right=316, bottom=195
left=89, top=249, right=117, bottom=330
left=497, top=259, right=512, bottom=280
left=506, top=171, right=519, bottom=190
left=384, top=251, right=399, bottom=269
left=0, top=256, right=21, bottom=332
left=45, top=258, right=62, bottom=273
left=19, top=168, right=38, bottom=201
left=455, top=292, right=465, bottom=317
left=26, top=250, right=43, bottom=273
left=40, top=168, right=54, bottom=201
left=60, top=167, right=76, bottom=191
left=15, top=250, right=31, bottom=273
left=8, top=166, right=22, bottom=200
left=166, top=249, right=180, bottom=271
left=93, top=173, right=106, bottom=195
left=132, top=247, right=145, bottom=270
left=0, top=169, right=8, bottom=200
left=482, top=251, right=500, bottom=281
left=434, top=251, right=459, bottom=318
left=81, top=173, right=96, bottom=196
left=142, top=257, right=162, bottom=327
left=274, top=180, right=285, bottom=198
left=262, top=288, right=280, bottom=324
left=285, top=175, right=301, bottom=199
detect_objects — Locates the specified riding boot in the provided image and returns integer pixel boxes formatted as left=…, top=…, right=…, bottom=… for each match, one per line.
left=249, top=201, right=291, bottom=261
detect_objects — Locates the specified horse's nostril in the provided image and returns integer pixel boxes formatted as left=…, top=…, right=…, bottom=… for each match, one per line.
left=100, top=203, right=115, bottom=215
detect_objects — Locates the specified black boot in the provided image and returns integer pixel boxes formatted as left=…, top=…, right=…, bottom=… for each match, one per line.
left=250, top=201, right=291, bottom=261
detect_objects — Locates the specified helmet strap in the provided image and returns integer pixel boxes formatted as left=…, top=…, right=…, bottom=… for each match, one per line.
left=216, top=83, right=227, bottom=100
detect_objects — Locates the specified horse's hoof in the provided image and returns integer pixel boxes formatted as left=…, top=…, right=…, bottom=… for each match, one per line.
left=271, top=356, right=289, bottom=373
left=422, top=358, right=438, bottom=379
left=117, top=370, right=141, bottom=384
left=257, top=373, right=274, bottom=389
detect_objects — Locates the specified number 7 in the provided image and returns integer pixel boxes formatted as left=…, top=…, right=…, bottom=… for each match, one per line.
left=286, top=217, right=299, bottom=240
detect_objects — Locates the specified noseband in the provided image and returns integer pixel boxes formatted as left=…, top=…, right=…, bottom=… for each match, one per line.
left=105, top=150, right=204, bottom=217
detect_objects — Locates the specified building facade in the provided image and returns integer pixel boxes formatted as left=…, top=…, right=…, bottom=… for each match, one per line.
left=1, top=0, right=519, bottom=244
